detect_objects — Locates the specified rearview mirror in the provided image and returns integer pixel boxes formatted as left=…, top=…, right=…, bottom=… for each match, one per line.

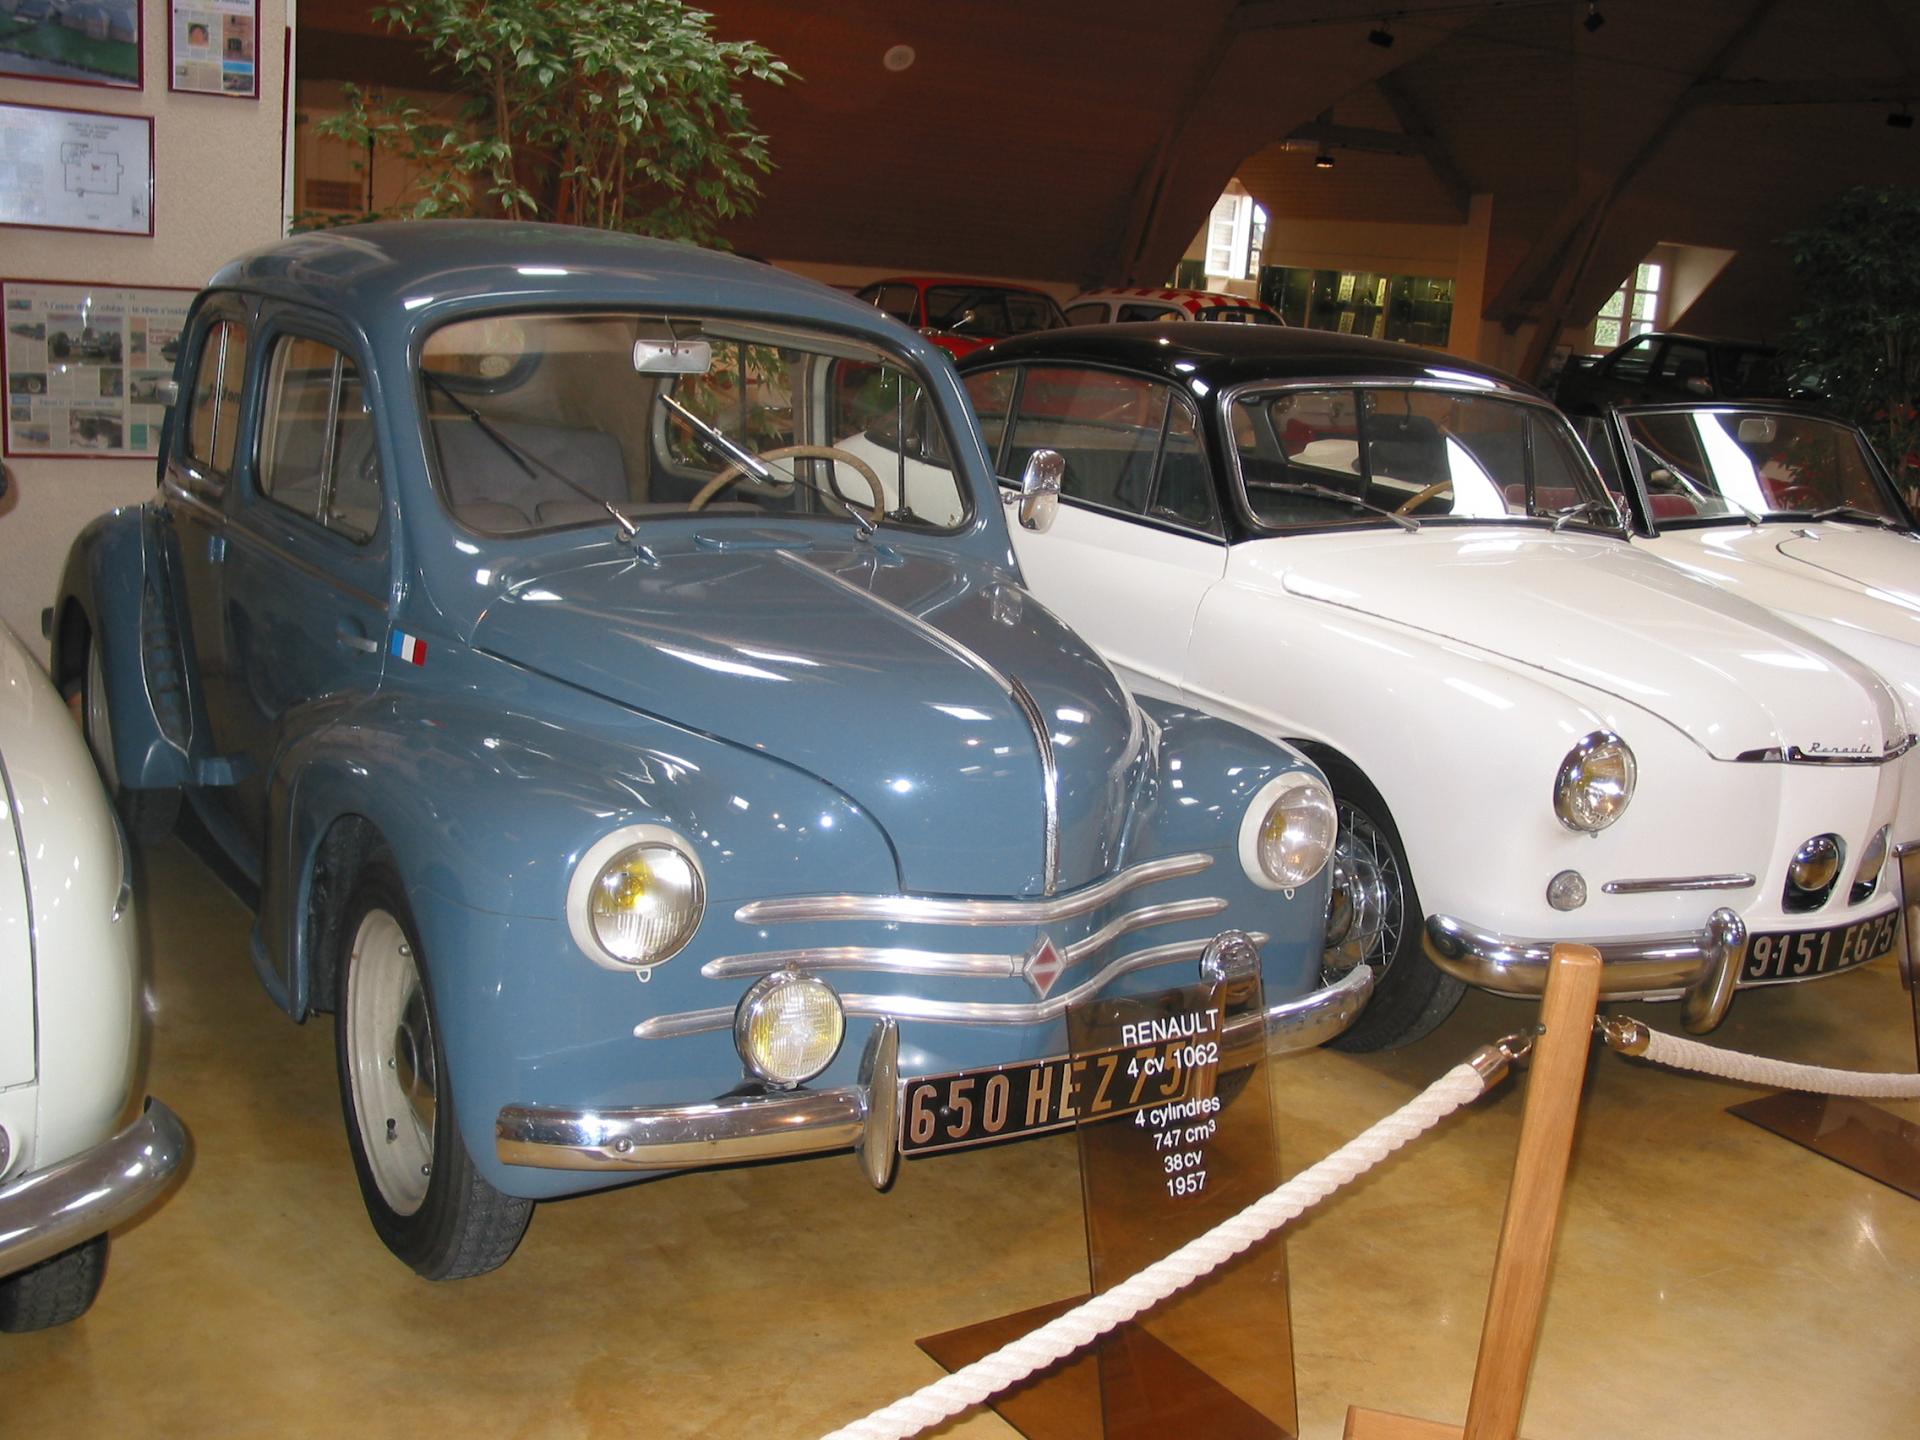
left=1684, top=376, right=1713, bottom=397
left=1735, top=416, right=1778, bottom=444
left=1017, top=449, right=1063, bottom=533
left=633, top=339, right=714, bottom=375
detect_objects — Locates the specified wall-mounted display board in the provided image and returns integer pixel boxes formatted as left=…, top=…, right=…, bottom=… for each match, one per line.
left=3, top=279, right=194, bottom=459
left=0, top=0, right=142, bottom=90
left=170, top=0, right=258, bottom=98
left=0, top=102, right=155, bottom=236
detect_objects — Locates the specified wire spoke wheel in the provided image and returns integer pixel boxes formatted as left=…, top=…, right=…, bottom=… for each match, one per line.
left=1322, top=799, right=1407, bottom=986
left=344, top=909, right=436, bottom=1218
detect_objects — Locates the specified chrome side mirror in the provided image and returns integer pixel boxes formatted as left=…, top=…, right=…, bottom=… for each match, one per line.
left=1017, top=449, right=1063, bottom=533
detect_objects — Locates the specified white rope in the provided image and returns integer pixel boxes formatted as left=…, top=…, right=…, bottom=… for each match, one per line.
left=1636, top=1025, right=1920, bottom=1099
left=819, top=1061, right=1488, bottom=1440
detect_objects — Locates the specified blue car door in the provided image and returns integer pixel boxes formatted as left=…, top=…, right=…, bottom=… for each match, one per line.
left=215, top=308, right=393, bottom=860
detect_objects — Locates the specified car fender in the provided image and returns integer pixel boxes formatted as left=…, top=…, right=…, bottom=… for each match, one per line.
left=259, top=688, right=900, bottom=1022
left=54, top=504, right=194, bottom=790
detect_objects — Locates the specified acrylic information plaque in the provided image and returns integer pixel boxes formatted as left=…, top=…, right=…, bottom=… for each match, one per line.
left=920, top=960, right=1296, bottom=1438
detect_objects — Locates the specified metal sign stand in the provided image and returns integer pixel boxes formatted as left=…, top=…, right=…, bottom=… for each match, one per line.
left=1727, top=856, right=1920, bottom=1201
left=1344, top=943, right=1603, bottom=1440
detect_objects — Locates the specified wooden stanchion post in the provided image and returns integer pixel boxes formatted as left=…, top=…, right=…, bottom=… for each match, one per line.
left=1346, top=943, right=1603, bottom=1440
left=1460, top=944, right=1601, bottom=1440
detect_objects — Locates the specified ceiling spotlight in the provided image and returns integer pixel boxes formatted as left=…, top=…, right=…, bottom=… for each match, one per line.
left=1368, top=25, right=1394, bottom=48
left=1314, top=150, right=1336, bottom=170
left=882, top=44, right=915, bottom=72
left=1889, top=108, right=1915, bottom=129
left=1583, top=3, right=1606, bottom=32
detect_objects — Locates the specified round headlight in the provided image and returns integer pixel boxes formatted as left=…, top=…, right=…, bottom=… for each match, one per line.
left=735, top=971, right=845, bottom=1087
left=1240, top=773, right=1337, bottom=890
left=1553, top=732, right=1636, bottom=833
left=566, top=825, right=705, bottom=972
left=1788, top=834, right=1841, bottom=894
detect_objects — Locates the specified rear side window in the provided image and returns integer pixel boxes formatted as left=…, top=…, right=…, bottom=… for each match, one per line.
left=184, top=319, right=248, bottom=486
left=258, top=334, right=382, bottom=543
left=1607, top=336, right=1658, bottom=383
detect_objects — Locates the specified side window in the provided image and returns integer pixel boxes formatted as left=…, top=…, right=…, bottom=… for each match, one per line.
left=1064, top=303, right=1107, bottom=327
left=876, top=285, right=919, bottom=324
left=1607, top=336, right=1658, bottom=383
left=1655, top=341, right=1712, bottom=388
left=964, top=367, right=1016, bottom=466
left=1150, top=396, right=1221, bottom=534
left=1117, top=303, right=1176, bottom=323
left=1005, top=366, right=1174, bottom=516
left=258, top=334, right=382, bottom=542
left=184, top=319, right=248, bottom=487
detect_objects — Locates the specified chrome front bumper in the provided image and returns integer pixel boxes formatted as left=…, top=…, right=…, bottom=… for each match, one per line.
left=495, top=963, right=1375, bottom=1185
left=1424, top=909, right=1752, bottom=1033
left=0, top=1100, right=191, bottom=1280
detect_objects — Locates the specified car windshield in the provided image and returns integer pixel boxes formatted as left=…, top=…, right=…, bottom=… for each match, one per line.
left=1615, top=409, right=1902, bottom=526
left=1230, top=386, right=1619, bottom=532
left=419, top=311, right=970, bottom=535
left=923, top=286, right=1064, bottom=337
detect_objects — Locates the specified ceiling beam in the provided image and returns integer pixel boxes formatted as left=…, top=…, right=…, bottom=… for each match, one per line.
left=1514, top=0, right=1783, bottom=376
left=1691, top=77, right=1919, bottom=105
left=1375, top=70, right=1472, bottom=215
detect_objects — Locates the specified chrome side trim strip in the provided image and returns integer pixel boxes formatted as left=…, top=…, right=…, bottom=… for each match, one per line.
left=734, top=852, right=1213, bottom=926
left=702, top=897, right=1229, bottom=981
left=1602, top=873, right=1756, bottom=895
left=1007, top=674, right=1060, bottom=896
left=1732, top=734, right=1917, bottom=765
left=638, top=931, right=1265, bottom=1040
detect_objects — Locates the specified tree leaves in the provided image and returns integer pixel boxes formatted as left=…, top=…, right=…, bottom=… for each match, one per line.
left=313, top=0, right=789, bottom=245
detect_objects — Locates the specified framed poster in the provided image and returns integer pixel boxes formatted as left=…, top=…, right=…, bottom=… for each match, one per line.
left=0, top=0, right=142, bottom=91
left=169, top=0, right=258, bottom=98
left=0, top=102, right=154, bottom=236
left=3, top=278, right=194, bottom=459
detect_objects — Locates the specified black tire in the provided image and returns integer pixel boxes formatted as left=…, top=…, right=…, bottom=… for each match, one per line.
left=334, top=855, right=531, bottom=1280
left=76, top=630, right=179, bottom=845
left=0, top=1236, right=108, bottom=1332
left=1317, top=759, right=1464, bottom=1052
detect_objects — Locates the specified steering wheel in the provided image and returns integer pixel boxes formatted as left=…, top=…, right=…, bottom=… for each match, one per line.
left=1394, top=480, right=1453, bottom=515
left=687, top=444, right=886, bottom=526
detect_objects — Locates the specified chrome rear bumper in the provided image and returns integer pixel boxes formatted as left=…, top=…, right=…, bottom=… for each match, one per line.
left=1423, top=909, right=1750, bottom=1032
left=495, top=963, right=1373, bottom=1184
left=0, top=1100, right=191, bottom=1279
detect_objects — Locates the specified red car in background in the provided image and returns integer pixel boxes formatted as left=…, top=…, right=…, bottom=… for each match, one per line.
left=855, top=276, right=1067, bottom=358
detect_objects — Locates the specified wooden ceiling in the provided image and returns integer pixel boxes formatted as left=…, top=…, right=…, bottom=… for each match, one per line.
left=298, top=0, right=1920, bottom=350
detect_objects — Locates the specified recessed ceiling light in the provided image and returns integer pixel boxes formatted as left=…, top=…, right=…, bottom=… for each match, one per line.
left=1583, top=3, right=1606, bottom=32
left=883, top=44, right=915, bottom=72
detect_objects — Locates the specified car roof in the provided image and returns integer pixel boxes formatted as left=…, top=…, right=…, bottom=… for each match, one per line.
left=960, top=322, right=1533, bottom=393
left=1609, top=330, right=1776, bottom=353
left=209, top=221, right=925, bottom=349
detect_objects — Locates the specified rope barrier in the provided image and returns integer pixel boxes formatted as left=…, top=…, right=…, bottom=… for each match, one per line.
left=1600, top=1017, right=1920, bottom=1099
left=819, top=1057, right=1496, bottom=1440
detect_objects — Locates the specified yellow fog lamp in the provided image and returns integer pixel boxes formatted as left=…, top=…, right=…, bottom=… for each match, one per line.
left=735, top=971, right=845, bottom=1088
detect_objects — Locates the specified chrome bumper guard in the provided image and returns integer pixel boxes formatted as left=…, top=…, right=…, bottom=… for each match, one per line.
left=1424, top=909, right=1749, bottom=1033
left=0, top=1100, right=191, bottom=1280
left=495, top=961, right=1375, bottom=1186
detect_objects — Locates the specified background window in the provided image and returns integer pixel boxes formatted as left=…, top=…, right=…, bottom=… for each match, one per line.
left=1591, top=260, right=1662, bottom=352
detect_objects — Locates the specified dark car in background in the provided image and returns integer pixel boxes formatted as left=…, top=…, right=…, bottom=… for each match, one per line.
left=1556, top=331, right=1798, bottom=411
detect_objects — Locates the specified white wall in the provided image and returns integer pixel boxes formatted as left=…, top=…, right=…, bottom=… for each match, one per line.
left=0, top=1, right=290, bottom=665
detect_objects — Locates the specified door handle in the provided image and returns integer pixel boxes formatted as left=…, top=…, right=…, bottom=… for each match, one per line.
left=336, top=625, right=379, bottom=655
left=207, top=533, right=227, bottom=563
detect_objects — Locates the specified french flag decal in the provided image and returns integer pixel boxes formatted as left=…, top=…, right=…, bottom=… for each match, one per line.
left=390, top=631, right=428, bottom=666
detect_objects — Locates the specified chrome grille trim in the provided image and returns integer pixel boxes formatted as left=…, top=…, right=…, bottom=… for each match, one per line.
left=637, top=931, right=1265, bottom=1039
left=1007, top=674, right=1061, bottom=897
left=733, top=852, right=1213, bottom=926
left=702, top=897, right=1229, bottom=981
left=1602, top=873, right=1757, bottom=895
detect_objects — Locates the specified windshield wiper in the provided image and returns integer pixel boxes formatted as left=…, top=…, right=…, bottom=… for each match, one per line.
left=1808, top=504, right=1899, bottom=529
left=423, top=371, right=637, bottom=540
left=662, top=393, right=878, bottom=538
left=1254, top=479, right=1418, bottom=532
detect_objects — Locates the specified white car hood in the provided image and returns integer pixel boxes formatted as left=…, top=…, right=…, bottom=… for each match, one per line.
left=1258, top=529, right=1906, bottom=761
left=1645, top=522, right=1920, bottom=643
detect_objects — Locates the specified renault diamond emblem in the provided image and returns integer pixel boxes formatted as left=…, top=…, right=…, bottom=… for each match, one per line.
left=1024, top=935, right=1068, bottom=998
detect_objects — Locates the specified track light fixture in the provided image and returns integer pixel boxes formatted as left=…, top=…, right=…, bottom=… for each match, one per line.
left=1314, top=150, right=1336, bottom=170
left=1583, top=2, right=1605, bottom=32
left=1889, top=108, right=1915, bottom=130
left=1368, top=24, right=1394, bottom=48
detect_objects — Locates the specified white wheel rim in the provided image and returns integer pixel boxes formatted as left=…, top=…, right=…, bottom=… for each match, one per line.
left=84, top=642, right=119, bottom=790
left=345, top=909, right=436, bottom=1217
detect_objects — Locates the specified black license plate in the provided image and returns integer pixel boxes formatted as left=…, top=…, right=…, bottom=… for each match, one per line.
left=1742, top=911, right=1901, bottom=985
left=899, top=1032, right=1223, bottom=1158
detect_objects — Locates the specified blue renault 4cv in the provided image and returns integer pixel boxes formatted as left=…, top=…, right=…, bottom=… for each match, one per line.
left=54, top=222, right=1364, bottom=1278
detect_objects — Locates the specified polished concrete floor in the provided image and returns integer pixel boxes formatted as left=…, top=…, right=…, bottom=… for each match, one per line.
left=5, top=836, right=1918, bottom=1438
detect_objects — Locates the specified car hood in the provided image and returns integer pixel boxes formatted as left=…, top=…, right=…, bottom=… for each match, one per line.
left=1646, top=521, right=1920, bottom=644
left=470, top=539, right=1146, bottom=897
left=1260, top=529, right=1906, bottom=760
